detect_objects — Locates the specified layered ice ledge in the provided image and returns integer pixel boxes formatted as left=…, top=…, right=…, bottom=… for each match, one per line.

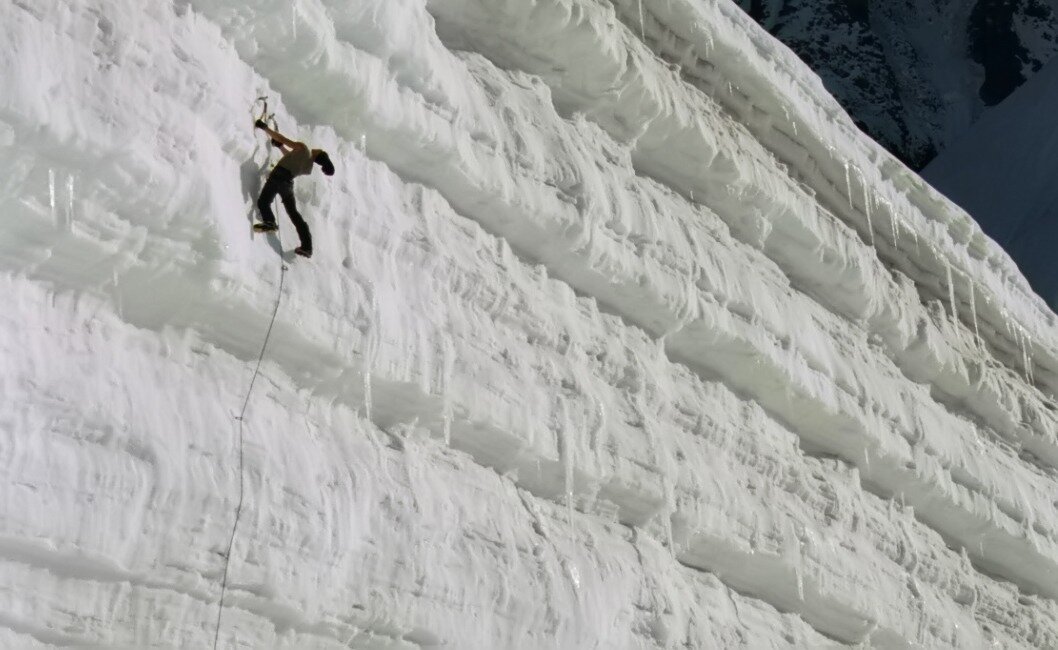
left=6, top=276, right=857, bottom=649
left=179, top=0, right=1058, bottom=598
left=6, top=41, right=1050, bottom=641
left=4, top=0, right=1058, bottom=647
left=5, top=87, right=1056, bottom=649
left=423, top=0, right=1058, bottom=469
left=609, top=0, right=1058, bottom=384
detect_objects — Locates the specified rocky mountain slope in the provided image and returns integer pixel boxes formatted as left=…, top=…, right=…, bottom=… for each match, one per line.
left=925, top=56, right=1058, bottom=312
left=736, top=0, right=1058, bottom=168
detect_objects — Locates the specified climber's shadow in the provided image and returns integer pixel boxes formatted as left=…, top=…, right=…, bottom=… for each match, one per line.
left=240, top=152, right=283, bottom=258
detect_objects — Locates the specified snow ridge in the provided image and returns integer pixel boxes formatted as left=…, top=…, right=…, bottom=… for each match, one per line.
left=2, top=0, right=1057, bottom=648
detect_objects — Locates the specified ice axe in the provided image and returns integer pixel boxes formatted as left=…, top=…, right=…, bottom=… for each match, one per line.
left=252, top=96, right=282, bottom=147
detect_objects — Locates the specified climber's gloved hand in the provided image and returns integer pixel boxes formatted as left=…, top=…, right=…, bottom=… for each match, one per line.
left=254, top=119, right=268, bottom=130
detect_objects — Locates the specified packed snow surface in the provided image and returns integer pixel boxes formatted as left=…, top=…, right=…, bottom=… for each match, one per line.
left=4, top=0, right=1058, bottom=648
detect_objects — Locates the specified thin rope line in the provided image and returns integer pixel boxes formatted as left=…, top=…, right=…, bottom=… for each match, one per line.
left=212, top=202, right=287, bottom=650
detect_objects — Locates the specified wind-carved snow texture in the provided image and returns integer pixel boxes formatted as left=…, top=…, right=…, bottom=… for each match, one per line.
left=3, top=0, right=1058, bottom=648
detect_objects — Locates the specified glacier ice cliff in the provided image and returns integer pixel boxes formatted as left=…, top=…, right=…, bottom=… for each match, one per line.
left=2, top=0, right=1058, bottom=647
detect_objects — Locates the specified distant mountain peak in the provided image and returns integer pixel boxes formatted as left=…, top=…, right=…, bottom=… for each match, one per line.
left=737, top=0, right=1058, bottom=169
left=924, top=56, right=1058, bottom=312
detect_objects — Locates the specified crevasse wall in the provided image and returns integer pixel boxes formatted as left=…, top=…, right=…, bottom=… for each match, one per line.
left=2, top=0, right=1057, bottom=648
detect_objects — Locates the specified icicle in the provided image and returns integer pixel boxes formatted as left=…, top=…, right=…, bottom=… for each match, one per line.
left=416, top=325, right=432, bottom=396
left=781, top=520, right=805, bottom=602
left=291, top=5, right=297, bottom=39
left=1013, top=325, right=1023, bottom=377
left=112, top=269, right=123, bottom=319
left=861, top=176, right=875, bottom=247
left=882, top=199, right=899, bottom=248
left=558, top=399, right=575, bottom=542
left=638, top=0, right=645, bottom=40
left=945, top=261, right=958, bottom=327
left=855, top=481, right=868, bottom=534
left=968, top=582, right=978, bottom=621
left=663, top=474, right=676, bottom=556
left=441, top=336, right=454, bottom=445
left=917, top=600, right=927, bottom=645
left=589, top=395, right=607, bottom=452
left=902, top=506, right=918, bottom=574
left=364, top=286, right=379, bottom=421
left=1022, top=336, right=1031, bottom=381
left=363, top=369, right=372, bottom=421
left=968, top=278, right=980, bottom=348
left=66, top=174, right=75, bottom=223
left=360, top=133, right=367, bottom=152
left=48, top=168, right=56, bottom=224
left=442, top=399, right=452, bottom=446
left=843, top=161, right=853, bottom=209
left=1018, top=326, right=1033, bottom=383
left=566, top=560, right=581, bottom=591
left=565, top=487, right=574, bottom=544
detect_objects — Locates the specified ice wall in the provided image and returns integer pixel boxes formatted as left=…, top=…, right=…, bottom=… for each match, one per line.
left=3, top=0, right=1058, bottom=648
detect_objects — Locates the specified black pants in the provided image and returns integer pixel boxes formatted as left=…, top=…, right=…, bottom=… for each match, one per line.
left=258, top=167, right=312, bottom=251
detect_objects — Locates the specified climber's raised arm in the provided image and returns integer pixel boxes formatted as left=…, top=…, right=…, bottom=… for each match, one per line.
left=254, top=120, right=299, bottom=149
left=251, top=114, right=335, bottom=260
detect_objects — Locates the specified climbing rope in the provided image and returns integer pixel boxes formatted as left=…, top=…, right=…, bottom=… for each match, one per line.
left=211, top=237, right=287, bottom=649
left=212, top=246, right=287, bottom=650
left=212, top=101, right=287, bottom=648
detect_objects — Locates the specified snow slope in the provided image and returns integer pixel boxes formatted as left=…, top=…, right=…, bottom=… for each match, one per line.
left=3, top=0, right=1058, bottom=647
left=924, top=56, right=1058, bottom=313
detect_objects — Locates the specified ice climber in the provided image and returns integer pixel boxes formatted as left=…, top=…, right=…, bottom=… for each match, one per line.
left=252, top=119, right=335, bottom=258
